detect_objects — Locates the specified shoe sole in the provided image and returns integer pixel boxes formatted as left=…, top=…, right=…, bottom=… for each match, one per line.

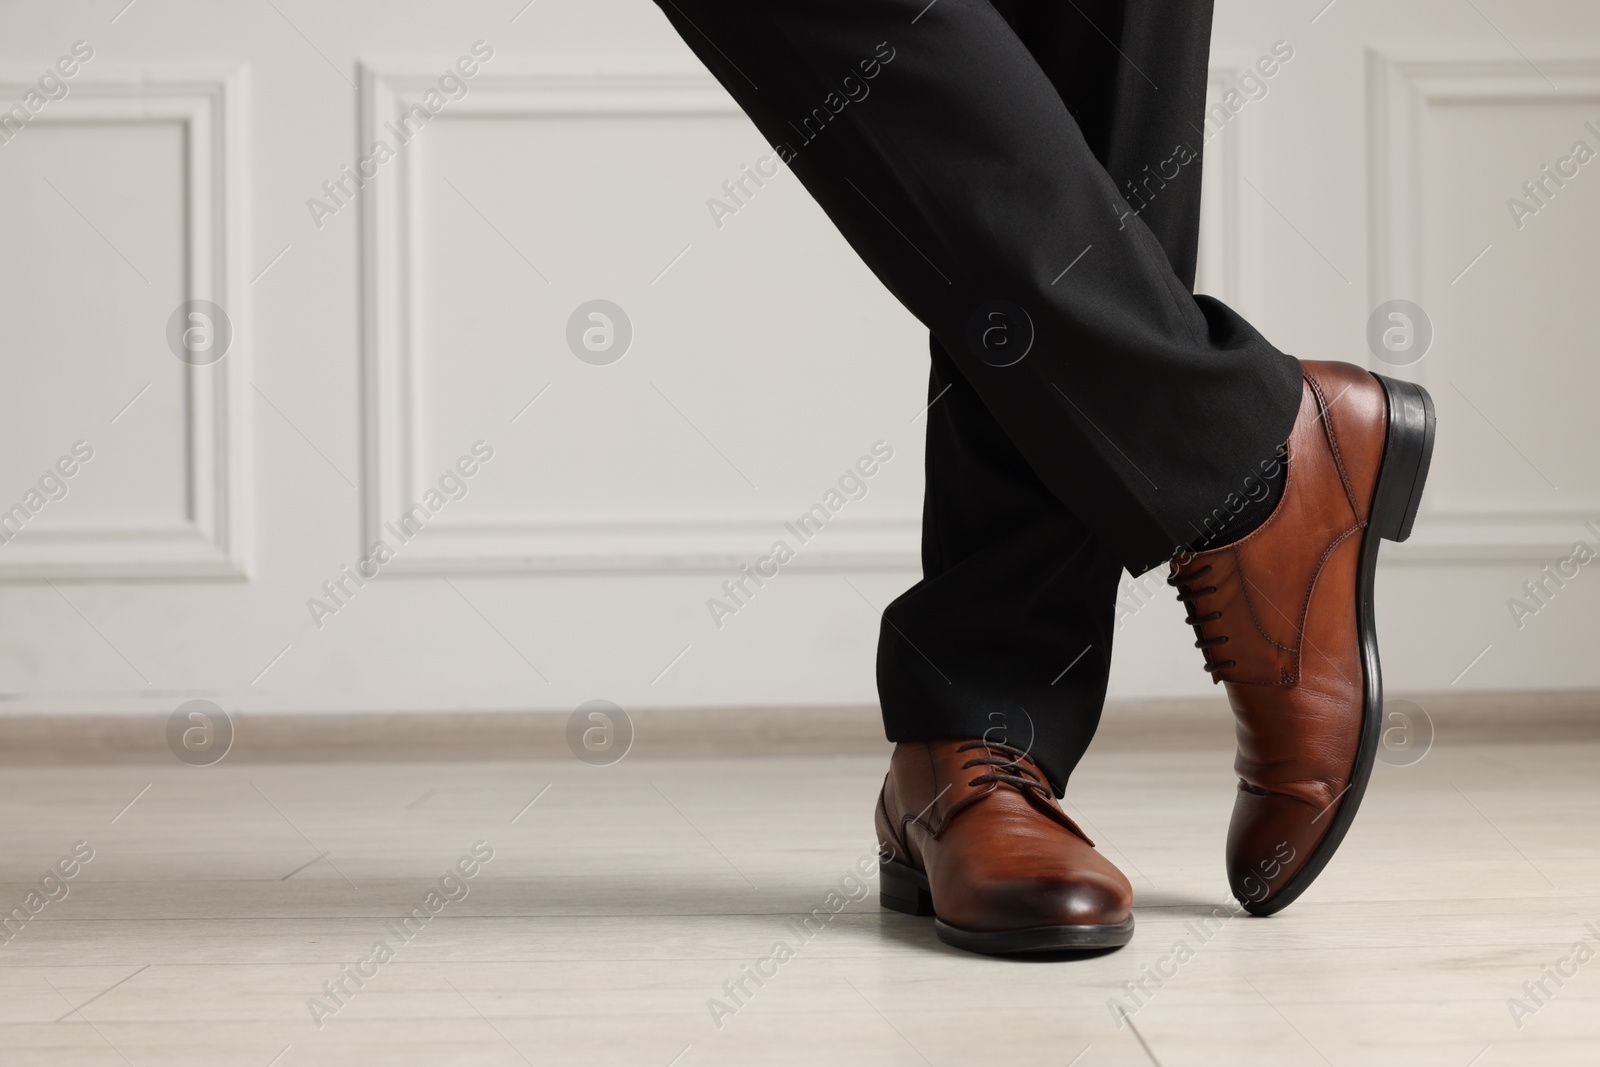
left=878, top=858, right=1135, bottom=954
left=1241, top=372, right=1436, bottom=917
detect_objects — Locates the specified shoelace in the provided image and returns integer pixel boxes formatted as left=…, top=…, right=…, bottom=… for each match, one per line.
left=955, top=739, right=1051, bottom=798
left=1168, top=563, right=1236, bottom=675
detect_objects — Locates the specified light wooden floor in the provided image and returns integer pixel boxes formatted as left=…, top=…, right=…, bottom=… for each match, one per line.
left=1, top=740, right=1596, bottom=1066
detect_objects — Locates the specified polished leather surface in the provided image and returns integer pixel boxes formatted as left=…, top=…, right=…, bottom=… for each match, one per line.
left=874, top=739, right=1132, bottom=932
left=1170, top=360, right=1389, bottom=908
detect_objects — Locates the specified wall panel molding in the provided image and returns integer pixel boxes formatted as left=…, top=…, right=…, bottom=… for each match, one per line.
left=1367, top=48, right=1600, bottom=562
left=358, top=58, right=921, bottom=574
left=0, top=64, right=250, bottom=580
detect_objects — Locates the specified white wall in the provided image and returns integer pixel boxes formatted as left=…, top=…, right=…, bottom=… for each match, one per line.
left=0, top=0, right=1594, bottom=718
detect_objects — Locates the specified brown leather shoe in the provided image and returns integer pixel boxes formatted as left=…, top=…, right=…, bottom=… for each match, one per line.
left=1169, top=360, right=1435, bottom=915
left=875, top=739, right=1134, bottom=954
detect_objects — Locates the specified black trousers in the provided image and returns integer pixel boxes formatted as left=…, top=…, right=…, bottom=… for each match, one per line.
left=653, top=0, right=1304, bottom=790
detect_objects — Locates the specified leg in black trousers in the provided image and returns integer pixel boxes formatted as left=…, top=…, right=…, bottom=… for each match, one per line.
left=878, top=0, right=1222, bottom=794
left=652, top=0, right=1289, bottom=789
left=650, top=0, right=1301, bottom=564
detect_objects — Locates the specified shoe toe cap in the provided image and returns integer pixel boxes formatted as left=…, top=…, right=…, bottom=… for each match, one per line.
left=1226, top=787, right=1335, bottom=909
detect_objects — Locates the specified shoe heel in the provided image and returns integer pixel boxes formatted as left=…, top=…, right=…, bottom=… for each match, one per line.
left=879, top=859, right=935, bottom=917
left=1372, top=374, right=1436, bottom=543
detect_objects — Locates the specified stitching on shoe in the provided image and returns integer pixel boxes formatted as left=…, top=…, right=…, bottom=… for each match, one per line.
left=1305, top=371, right=1360, bottom=519
left=1222, top=522, right=1363, bottom=688
left=1238, top=776, right=1341, bottom=809
left=1297, top=522, right=1362, bottom=645
left=878, top=784, right=913, bottom=864
left=1293, top=520, right=1365, bottom=670
left=1232, top=544, right=1300, bottom=657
